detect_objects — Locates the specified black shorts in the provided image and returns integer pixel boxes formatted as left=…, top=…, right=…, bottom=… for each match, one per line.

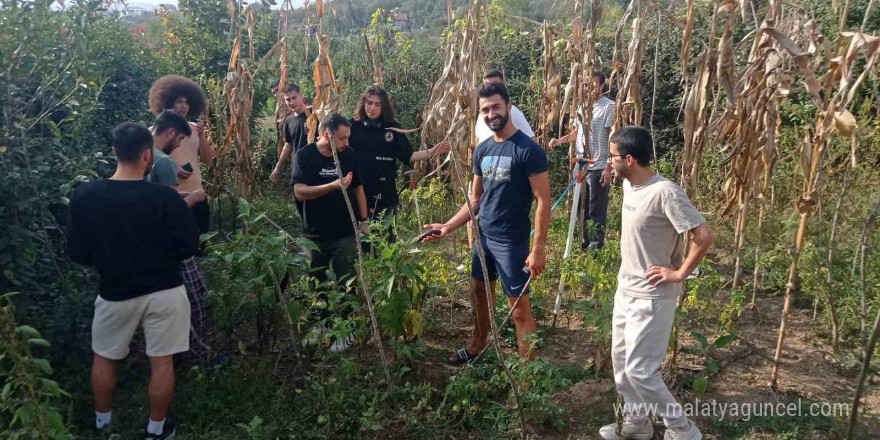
left=471, top=235, right=531, bottom=297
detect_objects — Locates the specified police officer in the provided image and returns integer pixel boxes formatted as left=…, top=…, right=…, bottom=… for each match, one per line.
left=348, top=85, right=449, bottom=241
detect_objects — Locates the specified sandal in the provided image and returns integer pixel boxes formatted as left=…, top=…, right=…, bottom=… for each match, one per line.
left=447, top=348, right=477, bottom=365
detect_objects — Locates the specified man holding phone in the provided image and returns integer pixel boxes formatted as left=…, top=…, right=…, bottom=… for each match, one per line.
left=148, top=75, right=213, bottom=234
left=146, top=109, right=212, bottom=361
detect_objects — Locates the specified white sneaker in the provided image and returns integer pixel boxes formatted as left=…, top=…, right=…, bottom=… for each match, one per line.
left=664, top=421, right=702, bottom=440
left=599, top=417, right=654, bottom=440
left=302, top=325, right=330, bottom=348
left=328, top=335, right=353, bottom=353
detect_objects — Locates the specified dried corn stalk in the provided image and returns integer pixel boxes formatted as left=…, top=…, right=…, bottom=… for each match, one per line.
left=558, top=0, right=602, bottom=153
left=748, top=0, right=786, bottom=303
left=219, top=5, right=284, bottom=201
left=223, top=38, right=257, bottom=201
left=712, top=0, right=792, bottom=291
left=418, top=1, right=484, bottom=180
left=306, top=23, right=342, bottom=142
left=680, top=50, right=716, bottom=198
left=681, top=0, right=695, bottom=82
left=362, top=30, right=384, bottom=87
left=769, top=28, right=880, bottom=389
left=668, top=0, right=722, bottom=377
left=275, top=0, right=293, bottom=157
left=558, top=17, right=582, bottom=137
left=615, top=0, right=645, bottom=127
left=572, top=0, right=602, bottom=167
left=680, top=0, right=725, bottom=198
left=609, top=0, right=634, bottom=97
left=205, top=78, right=232, bottom=197
left=538, top=21, right=562, bottom=143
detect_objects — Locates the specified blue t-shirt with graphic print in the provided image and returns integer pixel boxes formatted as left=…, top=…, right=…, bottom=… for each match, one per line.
left=472, top=130, right=548, bottom=241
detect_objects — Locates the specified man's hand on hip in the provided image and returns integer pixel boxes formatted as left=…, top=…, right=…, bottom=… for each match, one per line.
left=645, top=265, right=686, bottom=286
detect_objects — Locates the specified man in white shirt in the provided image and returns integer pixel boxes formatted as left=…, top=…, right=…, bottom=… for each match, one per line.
left=474, top=70, right=536, bottom=144
left=599, top=126, right=714, bottom=440
left=549, top=71, right=615, bottom=249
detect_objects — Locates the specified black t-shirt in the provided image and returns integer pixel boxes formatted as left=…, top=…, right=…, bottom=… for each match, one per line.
left=291, top=143, right=363, bottom=240
left=348, top=118, right=413, bottom=215
left=472, top=130, right=548, bottom=241
left=66, top=179, right=199, bottom=301
left=283, top=112, right=309, bottom=154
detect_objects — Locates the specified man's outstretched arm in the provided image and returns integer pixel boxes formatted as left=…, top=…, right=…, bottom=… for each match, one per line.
left=422, top=175, right=484, bottom=240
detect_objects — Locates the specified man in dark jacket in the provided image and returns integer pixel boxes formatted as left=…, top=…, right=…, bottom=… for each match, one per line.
left=348, top=85, right=449, bottom=239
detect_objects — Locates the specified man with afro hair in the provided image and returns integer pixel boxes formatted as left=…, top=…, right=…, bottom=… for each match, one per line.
left=148, top=75, right=213, bottom=364
left=148, top=75, right=213, bottom=233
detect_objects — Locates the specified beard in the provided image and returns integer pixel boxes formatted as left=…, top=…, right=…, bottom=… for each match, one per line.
left=485, top=112, right=509, bottom=132
left=158, top=140, right=172, bottom=154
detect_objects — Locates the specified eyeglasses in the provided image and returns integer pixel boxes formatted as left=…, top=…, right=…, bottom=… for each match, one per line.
left=607, top=154, right=627, bottom=162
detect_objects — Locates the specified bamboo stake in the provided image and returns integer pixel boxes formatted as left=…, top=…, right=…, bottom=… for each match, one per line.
left=265, top=262, right=306, bottom=378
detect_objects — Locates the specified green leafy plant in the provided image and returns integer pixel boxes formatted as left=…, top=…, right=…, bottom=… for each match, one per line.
left=689, top=331, right=736, bottom=395
left=0, top=293, right=71, bottom=440
left=364, top=215, right=430, bottom=341
left=201, top=199, right=318, bottom=352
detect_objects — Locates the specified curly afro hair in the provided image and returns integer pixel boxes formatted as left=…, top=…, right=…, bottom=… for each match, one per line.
left=148, top=75, right=207, bottom=118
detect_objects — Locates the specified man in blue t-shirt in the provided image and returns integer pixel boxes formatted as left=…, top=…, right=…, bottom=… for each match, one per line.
left=424, top=82, right=551, bottom=364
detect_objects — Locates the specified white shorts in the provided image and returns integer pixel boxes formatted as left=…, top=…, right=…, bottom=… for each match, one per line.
left=92, top=285, right=190, bottom=360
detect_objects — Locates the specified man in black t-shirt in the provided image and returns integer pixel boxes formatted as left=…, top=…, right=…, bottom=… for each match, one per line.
left=271, top=83, right=311, bottom=182
left=67, top=122, right=198, bottom=439
left=424, top=82, right=551, bottom=365
left=349, top=85, right=449, bottom=227
left=291, top=113, right=368, bottom=353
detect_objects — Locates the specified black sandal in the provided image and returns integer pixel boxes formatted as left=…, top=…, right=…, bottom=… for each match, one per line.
left=447, top=348, right=477, bottom=365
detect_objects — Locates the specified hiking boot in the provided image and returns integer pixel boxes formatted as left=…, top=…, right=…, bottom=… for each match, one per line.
left=664, top=421, right=702, bottom=440
left=599, top=417, right=654, bottom=440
